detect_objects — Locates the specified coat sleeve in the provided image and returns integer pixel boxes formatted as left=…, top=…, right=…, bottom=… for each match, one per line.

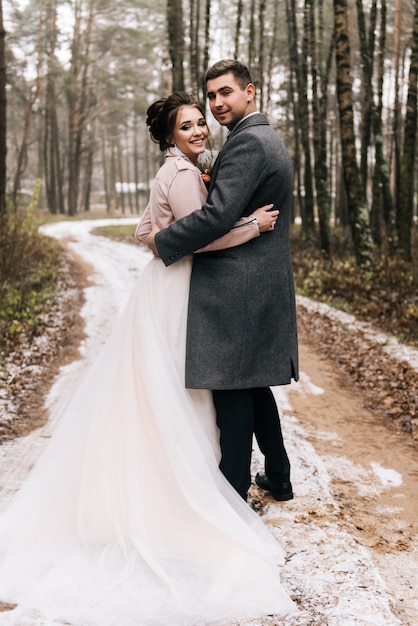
left=136, top=166, right=261, bottom=251
left=155, top=132, right=269, bottom=266
left=135, top=204, right=151, bottom=245
left=168, top=169, right=260, bottom=252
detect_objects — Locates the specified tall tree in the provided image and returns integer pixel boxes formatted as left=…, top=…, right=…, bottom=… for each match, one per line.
left=309, top=0, right=333, bottom=256
left=189, top=0, right=200, bottom=96
left=285, top=0, right=303, bottom=221
left=0, top=0, right=6, bottom=219
left=356, top=0, right=377, bottom=198
left=67, top=0, right=95, bottom=216
left=370, top=0, right=396, bottom=250
left=398, top=0, right=418, bottom=261
left=256, top=0, right=266, bottom=110
left=44, top=0, right=64, bottom=214
left=289, top=0, right=314, bottom=235
left=11, top=0, right=44, bottom=209
left=199, top=0, right=211, bottom=106
left=167, top=0, right=185, bottom=90
left=391, top=0, right=403, bottom=210
left=334, top=0, right=373, bottom=265
left=234, top=0, right=243, bottom=60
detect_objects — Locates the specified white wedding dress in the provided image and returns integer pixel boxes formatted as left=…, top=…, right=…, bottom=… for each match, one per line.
left=0, top=256, right=294, bottom=624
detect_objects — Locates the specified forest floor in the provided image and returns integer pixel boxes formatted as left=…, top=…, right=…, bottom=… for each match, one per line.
left=0, top=217, right=418, bottom=625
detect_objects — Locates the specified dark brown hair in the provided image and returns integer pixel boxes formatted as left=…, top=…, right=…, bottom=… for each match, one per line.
left=146, top=91, right=205, bottom=151
left=205, top=60, right=254, bottom=91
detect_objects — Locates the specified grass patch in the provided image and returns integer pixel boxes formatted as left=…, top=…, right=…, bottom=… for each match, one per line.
left=0, top=189, right=61, bottom=355
left=93, top=224, right=137, bottom=238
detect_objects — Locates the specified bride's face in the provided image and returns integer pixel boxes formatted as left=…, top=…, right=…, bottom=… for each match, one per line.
left=170, top=105, right=208, bottom=163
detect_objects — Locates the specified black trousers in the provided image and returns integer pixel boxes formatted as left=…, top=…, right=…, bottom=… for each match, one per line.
left=212, top=387, right=290, bottom=499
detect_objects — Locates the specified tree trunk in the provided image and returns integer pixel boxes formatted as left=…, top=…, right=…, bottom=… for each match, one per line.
left=67, top=0, right=82, bottom=216
left=199, top=0, right=211, bottom=106
left=299, top=0, right=314, bottom=235
left=133, top=113, right=140, bottom=214
left=167, top=0, right=185, bottom=91
left=101, top=126, right=110, bottom=212
left=398, top=0, right=418, bottom=261
left=370, top=0, right=396, bottom=250
left=0, top=0, right=6, bottom=220
left=286, top=0, right=304, bottom=223
left=12, top=0, right=44, bottom=209
left=67, top=0, right=95, bottom=216
left=334, top=0, right=373, bottom=266
left=309, top=0, right=332, bottom=256
left=257, top=0, right=266, bottom=111
left=44, top=0, right=65, bottom=215
left=391, top=0, right=402, bottom=208
left=265, top=0, right=279, bottom=115
left=356, top=0, right=376, bottom=198
left=248, top=0, right=256, bottom=69
left=234, top=0, right=243, bottom=60
left=82, top=120, right=95, bottom=212
left=189, top=0, right=199, bottom=96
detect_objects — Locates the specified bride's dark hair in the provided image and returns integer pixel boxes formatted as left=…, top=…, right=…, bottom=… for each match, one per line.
left=146, top=92, right=206, bottom=151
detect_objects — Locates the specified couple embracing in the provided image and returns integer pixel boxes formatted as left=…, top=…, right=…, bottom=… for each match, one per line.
left=0, top=60, right=298, bottom=626
left=143, top=58, right=298, bottom=502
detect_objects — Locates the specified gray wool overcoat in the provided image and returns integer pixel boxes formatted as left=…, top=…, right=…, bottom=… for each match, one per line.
left=155, top=113, right=298, bottom=390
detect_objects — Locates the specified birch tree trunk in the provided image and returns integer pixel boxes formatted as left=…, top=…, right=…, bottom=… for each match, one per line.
left=398, top=0, right=418, bottom=261
left=356, top=0, right=377, bottom=198
left=299, top=0, right=314, bottom=234
left=44, top=0, right=65, bottom=215
left=370, top=0, right=396, bottom=250
left=334, top=0, right=373, bottom=265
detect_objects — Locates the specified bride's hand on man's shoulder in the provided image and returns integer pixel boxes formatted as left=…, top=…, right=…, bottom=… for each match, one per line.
left=253, top=204, right=279, bottom=232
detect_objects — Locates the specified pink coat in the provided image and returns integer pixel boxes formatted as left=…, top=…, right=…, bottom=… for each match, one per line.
left=136, top=152, right=260, bottom=253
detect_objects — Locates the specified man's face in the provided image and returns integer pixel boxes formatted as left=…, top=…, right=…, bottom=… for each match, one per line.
left=206, top=72, right=256, bottom=130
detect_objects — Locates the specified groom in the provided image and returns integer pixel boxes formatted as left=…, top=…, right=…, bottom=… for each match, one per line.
left=147, top=60, right=298, bottom=501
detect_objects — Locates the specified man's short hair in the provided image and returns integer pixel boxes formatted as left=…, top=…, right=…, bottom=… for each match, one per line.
left=205, top=60, right=253, bottom=90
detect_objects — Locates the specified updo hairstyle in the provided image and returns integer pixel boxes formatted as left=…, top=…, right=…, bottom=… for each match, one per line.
left=146, top=91, right=205, bottom=151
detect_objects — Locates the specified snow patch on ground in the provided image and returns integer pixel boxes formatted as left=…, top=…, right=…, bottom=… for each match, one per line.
left=297, top=295, right=418, bottom=373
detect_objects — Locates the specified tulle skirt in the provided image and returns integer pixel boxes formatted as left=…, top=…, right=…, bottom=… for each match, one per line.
left=0, top=256, right=294, bottom=625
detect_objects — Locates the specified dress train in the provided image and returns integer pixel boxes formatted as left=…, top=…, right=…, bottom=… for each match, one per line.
left=0, top=256, right=295, bottom=625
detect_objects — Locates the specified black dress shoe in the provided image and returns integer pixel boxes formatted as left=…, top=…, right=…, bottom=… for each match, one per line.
left=255, top=472, right=294, bottom=501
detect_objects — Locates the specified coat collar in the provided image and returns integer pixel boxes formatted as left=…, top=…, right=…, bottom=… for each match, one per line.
left=227, top=112, right=269, bottom=141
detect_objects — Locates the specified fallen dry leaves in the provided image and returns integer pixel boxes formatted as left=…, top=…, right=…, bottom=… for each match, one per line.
left=296, top=302, right=418, bottom=439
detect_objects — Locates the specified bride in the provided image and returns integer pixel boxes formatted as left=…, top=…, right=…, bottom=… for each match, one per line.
left=0, top=91, right=295, bottom=626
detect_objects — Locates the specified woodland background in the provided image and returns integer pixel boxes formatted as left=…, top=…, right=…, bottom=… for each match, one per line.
left=0, top=0, right=417, bottom=355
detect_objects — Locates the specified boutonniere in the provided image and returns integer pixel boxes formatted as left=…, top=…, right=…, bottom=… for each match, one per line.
left=201, top=169, right=211, bottom=187
left=197, top=149, right=213, bottom=189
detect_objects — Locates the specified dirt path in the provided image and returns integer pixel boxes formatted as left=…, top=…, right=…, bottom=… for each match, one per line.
left=283, top=336, right=418, bottom=624
left=1, top=218, right=418, bottom=625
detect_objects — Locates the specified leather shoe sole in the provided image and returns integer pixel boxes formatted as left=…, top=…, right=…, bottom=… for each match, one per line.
left=255, top=472, right=293, bottom=501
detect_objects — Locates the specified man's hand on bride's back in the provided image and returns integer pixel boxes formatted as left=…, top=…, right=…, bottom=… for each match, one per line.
left=146, top=223, right=161, bottom=257
left=253, top=205, right=279, bottom=232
